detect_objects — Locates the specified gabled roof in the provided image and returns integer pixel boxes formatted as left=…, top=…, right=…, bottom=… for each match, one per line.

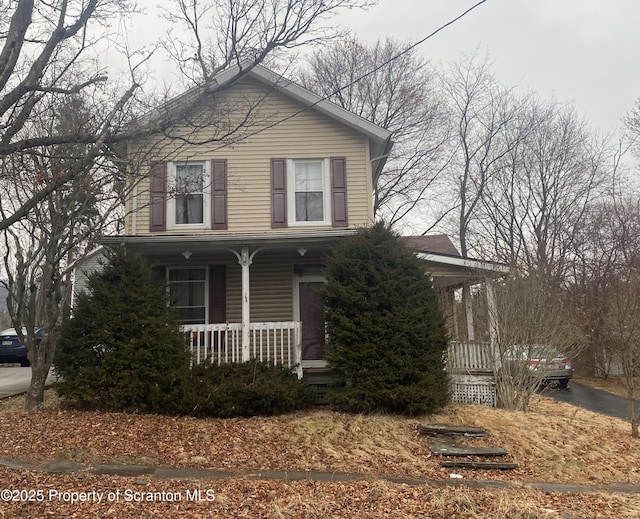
left=213, top=63, right=392, bottom=153
left=402, top=235, right=461, bottom=257
left=138, top=61, right=393, bottom=178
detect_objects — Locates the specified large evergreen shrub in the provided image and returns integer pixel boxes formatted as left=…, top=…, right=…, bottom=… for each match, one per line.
left=185, top=361, right=315, bottom=418
left=55, top=248, right=191, bottom=414
left=324, top=223, right=450, bottom=415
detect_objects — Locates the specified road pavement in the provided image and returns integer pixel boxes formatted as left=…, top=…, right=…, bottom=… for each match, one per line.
left=546, top=381, right=638, bottom=420
left=0, top=366, right=57, bottom=398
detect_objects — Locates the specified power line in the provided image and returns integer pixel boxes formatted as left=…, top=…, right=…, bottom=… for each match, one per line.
left=148, top=1, right=489, bottom=153
left=333, top=0, right=489, bottom=97
left=235, top=0, right=489, bottom=141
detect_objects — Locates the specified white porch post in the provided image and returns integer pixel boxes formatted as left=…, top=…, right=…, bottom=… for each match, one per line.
left=463, top=284, right=475, bottom=341
left=240, top=246, right=251, bottom=361
left=230, top=245, right=261, bottom=362
left=485, top=276, right=501, bottom=373
left=485, top=277, right=499, bottom=349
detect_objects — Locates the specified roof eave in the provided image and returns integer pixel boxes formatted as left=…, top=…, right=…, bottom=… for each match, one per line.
left=416, top=252, right=510, bottom=277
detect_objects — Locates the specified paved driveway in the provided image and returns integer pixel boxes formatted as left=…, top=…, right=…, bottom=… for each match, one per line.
left=547, top=381, right=638, bottom=420
left=0, top=366, right=57, bottom=398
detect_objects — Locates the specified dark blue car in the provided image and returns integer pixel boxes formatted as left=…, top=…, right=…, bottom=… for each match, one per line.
left=0, top=328, right=44, bottom=367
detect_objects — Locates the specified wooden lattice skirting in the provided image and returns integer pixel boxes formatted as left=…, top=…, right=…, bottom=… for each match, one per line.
left=450, top=374, right=496, bottom=407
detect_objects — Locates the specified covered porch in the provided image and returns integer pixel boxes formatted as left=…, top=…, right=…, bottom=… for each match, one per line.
left=99, top=232, right=509, bottom=404
left=102, top=230, right=354, bottom=378
left=406, top=236, right=510, bottom=406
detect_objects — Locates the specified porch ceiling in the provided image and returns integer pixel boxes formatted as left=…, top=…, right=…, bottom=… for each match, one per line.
left=100, top=230, right=357, bottom=259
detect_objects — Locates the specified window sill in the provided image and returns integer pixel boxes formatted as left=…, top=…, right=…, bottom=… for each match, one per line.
left=288, top=221, right=332, bottom=227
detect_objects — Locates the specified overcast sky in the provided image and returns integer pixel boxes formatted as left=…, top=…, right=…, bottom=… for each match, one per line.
left=337, top=0, right=640, bottom=136
left=123, top=1, right=639, bottom=136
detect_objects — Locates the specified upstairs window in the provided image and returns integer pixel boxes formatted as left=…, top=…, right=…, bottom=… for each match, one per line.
left=148, top=160, right=227, bottom=232
left=288, top=159, right=330, bottom=225
left=271, top=157, right=348, bottom=229
left=175, top=163, right=204, bottom=224
left=168, top=161, right=210, bottom=228
left=294, top=160, right=324, bottom=222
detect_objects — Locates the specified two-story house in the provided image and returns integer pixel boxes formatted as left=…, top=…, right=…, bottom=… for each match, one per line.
left=77, top=62, right=508, bottom=404
left=95, top=62, right=392, bottom=376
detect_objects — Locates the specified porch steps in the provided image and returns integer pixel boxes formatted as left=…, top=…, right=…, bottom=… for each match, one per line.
left=440, top=460, right=519, bottom=470
left=418, top=423, right=489, bottom=437
left=419, top=423, right=518, bottom=471
left=428, top=443, right=507, bottom=457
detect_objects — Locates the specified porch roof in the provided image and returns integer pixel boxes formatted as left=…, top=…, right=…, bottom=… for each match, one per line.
left=100, top=230, right=357, bottom=257
left=416, top=252, right=509, bottom=289
left=101, top=231, right=510, bottom=287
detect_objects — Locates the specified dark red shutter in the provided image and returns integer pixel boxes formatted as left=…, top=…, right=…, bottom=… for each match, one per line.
left=149, top=162, right=167, bottom=232
left=209, top=265, right=226, bottom=323
left=271, top=158, right=287, bottom=228
left=330, top=157, right=348, bottom=227
left=211, top=159, right=228, bottom=230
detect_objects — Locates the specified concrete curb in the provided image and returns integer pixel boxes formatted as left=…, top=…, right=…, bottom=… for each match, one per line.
left=0, top=459, right=638, bottom=494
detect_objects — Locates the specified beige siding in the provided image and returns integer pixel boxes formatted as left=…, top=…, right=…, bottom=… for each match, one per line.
left=226, top=252, right=293, bottom=323
left=127, top=81, right=374, bottom=236
left=149, top=249, right=326, bottom=324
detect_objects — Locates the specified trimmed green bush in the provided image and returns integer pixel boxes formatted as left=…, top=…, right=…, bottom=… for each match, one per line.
left=185, top=361, right=315, bottom=417
left=55, top=248, right=192, bottom=414
left=323, top=222, right=450, bottom=415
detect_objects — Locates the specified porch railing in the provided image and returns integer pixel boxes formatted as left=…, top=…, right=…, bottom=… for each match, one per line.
left=446, top=341, right=494, bottom=374
left=181, top=321, right=303, bottom=378
left=447, top=341, right=497, bottom=407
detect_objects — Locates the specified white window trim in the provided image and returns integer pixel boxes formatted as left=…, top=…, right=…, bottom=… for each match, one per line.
left=167, top=266, right=209, bottom=325
left=287, top=158, right=331, bottom=226
left=167, top=161, right=211, bottom=230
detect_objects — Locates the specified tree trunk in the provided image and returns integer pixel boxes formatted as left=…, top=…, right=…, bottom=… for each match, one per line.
left=629, top=388, right=639, bottom=439
left=25, top=363, right=50, bottom=412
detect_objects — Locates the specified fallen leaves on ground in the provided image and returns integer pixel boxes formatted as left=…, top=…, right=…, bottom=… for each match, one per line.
left=1, top=392, right=640, bottom=518
left=0, top=468, right=638, bottom=519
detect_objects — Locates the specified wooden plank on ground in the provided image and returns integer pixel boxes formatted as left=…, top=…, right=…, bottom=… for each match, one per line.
left=418, top=424, right=489, bottom=437
left=440, top=460, right=518, bottom=470
left=428, top=443, right=507, bottom=457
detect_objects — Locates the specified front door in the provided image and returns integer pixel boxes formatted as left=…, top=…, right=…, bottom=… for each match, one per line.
left=297, top=280, right=325, bottom=361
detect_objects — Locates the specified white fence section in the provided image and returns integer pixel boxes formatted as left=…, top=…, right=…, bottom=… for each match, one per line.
left=446, top=341, right=496, bottom=407
left=447, top=341, right=494, bottom=374
left=181, top=322, right=303, bottom=378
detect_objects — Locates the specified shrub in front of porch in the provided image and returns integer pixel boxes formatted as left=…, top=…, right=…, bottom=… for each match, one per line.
left=323, top=222, right=450, bottom=416
left=54, top=248, right=192, bottom=414
left=184, top=360, right=315, bottom=417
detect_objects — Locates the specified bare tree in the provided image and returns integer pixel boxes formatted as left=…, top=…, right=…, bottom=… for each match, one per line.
left=601, top=271, right=640, bottom=437
left=0, top=0, right=142, bottom=231
left=298, top=35, right=450, bottom=227
left=489, top=276, right=579, bottom=411
left=160, top=0, right=374, bottom=87
left=572, top=190, right=640, bottom=436
left=477, top=99, right=609, bottom=285
left=1, top=94, right=125, bottom=411
left=439, top=53, right=531, bottom=258
left=438, top=53, right=529, bottom=340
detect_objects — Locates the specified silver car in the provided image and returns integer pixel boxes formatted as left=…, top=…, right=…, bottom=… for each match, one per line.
left=526, top=347, right=573, bottom=387
left=507, top=346, right=574, bottom=388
